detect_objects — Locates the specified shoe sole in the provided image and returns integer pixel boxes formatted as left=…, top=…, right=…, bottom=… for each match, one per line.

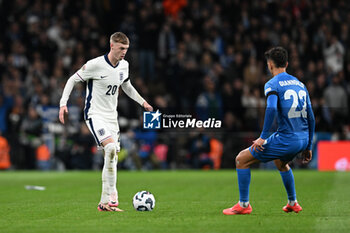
left=98, top=205, right=124, bottom=212
left=283, top=207, right=302, bottom=213
left=223, top=211, right=252, bottom=215
left=223, top=209, right=252, bottom=215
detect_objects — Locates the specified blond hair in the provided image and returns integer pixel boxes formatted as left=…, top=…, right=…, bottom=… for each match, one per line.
left=110, top=32, right=129, bottom=44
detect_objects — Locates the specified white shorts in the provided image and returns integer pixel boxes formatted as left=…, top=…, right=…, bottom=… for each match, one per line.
left=85, top=117, right=120, bottom=151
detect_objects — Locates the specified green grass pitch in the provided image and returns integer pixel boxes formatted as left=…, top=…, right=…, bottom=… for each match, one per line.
left=0, top=170, right=349, bottom=233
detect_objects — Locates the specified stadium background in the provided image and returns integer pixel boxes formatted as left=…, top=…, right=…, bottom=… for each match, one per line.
left=0, top=0, right=349, bottom=171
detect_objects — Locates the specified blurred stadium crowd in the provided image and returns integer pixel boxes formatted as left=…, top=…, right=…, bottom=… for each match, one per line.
left=0, top=0, right=349, bottom=170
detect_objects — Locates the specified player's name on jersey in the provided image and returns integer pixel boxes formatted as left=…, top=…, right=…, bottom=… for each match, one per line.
left=279, top=80, right=304, bottom=88
left=163, top=118, right=222, bottom=128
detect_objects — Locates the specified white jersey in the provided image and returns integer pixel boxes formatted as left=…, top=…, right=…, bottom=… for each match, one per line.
left=60, top=54, right=145, bottom=122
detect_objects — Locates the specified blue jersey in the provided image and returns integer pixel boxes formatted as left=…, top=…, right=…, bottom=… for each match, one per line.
left=264, top=72, right=311, bottom=140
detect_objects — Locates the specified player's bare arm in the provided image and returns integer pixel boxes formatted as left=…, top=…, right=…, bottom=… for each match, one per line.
left=251, top=137, right=265, bottom=152
left=59, top=106, right=68, bottom=124
left=301, top=150, right=312, bottom=164
left=143, top=101, right=153, bottom=111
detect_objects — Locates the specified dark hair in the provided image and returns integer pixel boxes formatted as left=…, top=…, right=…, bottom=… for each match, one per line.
left=264, top=47, right=288, bottom=68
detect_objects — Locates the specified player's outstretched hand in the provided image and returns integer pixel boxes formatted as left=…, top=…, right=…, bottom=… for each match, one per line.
left=251, top=137, right=265, bottom=152
left=143, top=101, right=153, bottom=112
left=59, top=106, right=68, bottom=124
left=301, top=150, right=312, bottom=164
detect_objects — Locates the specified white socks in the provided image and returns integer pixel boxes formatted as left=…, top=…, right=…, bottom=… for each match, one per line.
left=100, top=143, right=118, bottom=204
left=239, top=201, right=249, bottom=208
left=101, top=167, right=109, bottom=203
left=288, top=200, right=297, bottom=206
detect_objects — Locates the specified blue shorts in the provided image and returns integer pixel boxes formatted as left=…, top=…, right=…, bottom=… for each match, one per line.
left=249, top=133, right=308, bottom=163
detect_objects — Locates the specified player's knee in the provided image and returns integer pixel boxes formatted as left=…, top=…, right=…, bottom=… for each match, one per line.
left=279, top=164, right=289, bottom=172
left=235, top=151, right=244, bottom=167
left=104, top=142, right=117, bottom=159
left=235, top=155, right=239, bottom=166
left=274, top=159, right=290, bottom=171
left=277, top=163, right=289, bottom=172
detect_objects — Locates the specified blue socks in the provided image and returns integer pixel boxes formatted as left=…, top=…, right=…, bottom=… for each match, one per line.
left=236, top=168, right=296, bottom=205
left=280, top=169, right=297, bottom=201
left=237, top=168, right=251, bottom=202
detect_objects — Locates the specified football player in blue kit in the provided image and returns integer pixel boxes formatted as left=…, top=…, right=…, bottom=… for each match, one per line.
left=223, top=47, right=315, bottom=215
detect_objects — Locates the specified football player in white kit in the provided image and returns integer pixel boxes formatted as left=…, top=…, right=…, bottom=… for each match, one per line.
left=59, top=32, right=153, bottom=211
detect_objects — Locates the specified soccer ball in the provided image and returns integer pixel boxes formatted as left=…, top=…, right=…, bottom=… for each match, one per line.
left=132, top=191, right=155, bottom=211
